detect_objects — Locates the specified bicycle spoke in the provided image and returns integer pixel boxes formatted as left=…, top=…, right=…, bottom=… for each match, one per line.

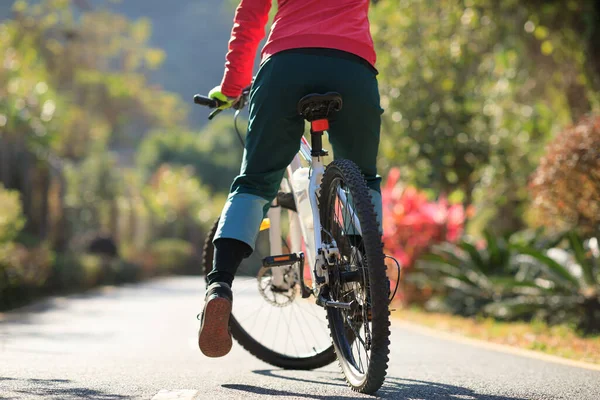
left=281, top=307, right=301, bottom=357
left=293, top=302, right=325, bottom=351
left=290, top=305, right=315, bottom=355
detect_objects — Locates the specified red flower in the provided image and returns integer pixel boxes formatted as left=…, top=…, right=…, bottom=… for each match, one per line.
left=381, top=168, right=465, bottom=269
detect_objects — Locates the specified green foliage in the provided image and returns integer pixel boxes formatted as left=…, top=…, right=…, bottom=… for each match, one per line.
left=0, top=186, right=56, bottom=309
left=144, top=165, right=219, bottom=236
left=0, top=242, right=55, bottom=309
left=50, top=252, right=140, bottom=293
left=148, top=238, right=198, bottom=274
left=418, top=231, right=600, bottom=333
left=3, top=0, right=187, bottom=160
left=0, top=0, right=226, bottom=309
left=371, top=0, right=598, bottom=233
left=416, top=234, right=512, bottom=317
left=64, top=151, right=123, bottom=235
left=0, top=184, right=25, bottom=244
left=492, top=233, right=600, bottom=333
left=137, top=117, right=245, bottom=194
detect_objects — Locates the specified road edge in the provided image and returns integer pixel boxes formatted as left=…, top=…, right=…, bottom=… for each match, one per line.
left=395, top=319, right=600, bottom=372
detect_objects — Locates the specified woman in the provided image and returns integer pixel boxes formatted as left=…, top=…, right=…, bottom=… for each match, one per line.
left=199, top=0, right=383, bottom=358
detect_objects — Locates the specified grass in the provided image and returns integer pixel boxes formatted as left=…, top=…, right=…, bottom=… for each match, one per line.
left=393, top=307, right=600, bottom=365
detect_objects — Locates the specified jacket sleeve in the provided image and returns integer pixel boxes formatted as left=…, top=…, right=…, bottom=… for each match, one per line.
left=220, top=0, right=272, bottom=98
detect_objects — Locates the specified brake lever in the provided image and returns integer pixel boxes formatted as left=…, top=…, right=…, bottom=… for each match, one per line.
left=208, top=109, right=223, bottom=120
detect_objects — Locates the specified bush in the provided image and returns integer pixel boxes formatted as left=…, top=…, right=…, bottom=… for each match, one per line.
left=382, top=168, right=465, bottom=268
left=64, top=152, right=124, bottom=237
left=137, top=119, right=245, bottom=194
left=51, top=252, right=142, bottom=292
left=0, top=243, right=55, bottom=309
left=0, top=184, right=25, bottom=244
left=51, top=253, right=103, bottom=291
left=111, top=259, right=141, bottom=283
left=148, top=238, right=199, bottom=275
left=530, top=114, right=600, bottom=237
left=144, top=165, right=219, bottom=240
left=417, top=231, right=600, bottom=334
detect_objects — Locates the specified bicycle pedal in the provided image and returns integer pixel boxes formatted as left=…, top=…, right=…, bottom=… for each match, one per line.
left=262, top=253, right=302, bottom=268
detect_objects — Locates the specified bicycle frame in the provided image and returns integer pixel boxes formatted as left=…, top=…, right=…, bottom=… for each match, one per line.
left=197, top=90, right=363, bottom=295
left=268, top=134, right=362, bottom=294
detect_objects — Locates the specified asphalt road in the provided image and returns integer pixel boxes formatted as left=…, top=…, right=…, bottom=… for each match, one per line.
left=1, top=277, right=599, bottom=399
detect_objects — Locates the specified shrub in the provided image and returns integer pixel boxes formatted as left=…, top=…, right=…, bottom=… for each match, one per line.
left=145, top=165, right=216, bottom=238
left=51, top=252, right=142, bottom=291
left=382, top=167, right=465, bottom=268
left=0, top=243, right=55, bottom=309
left=148, top=238, right=198, bottom=275
left=110, top=258, right=141, bottom=283
left=136, top=119, right=245, bottom=194
left=418, top=231, right=600, bottom=334
left=7, top=244, right=55, bottom=287
left=530, top=114, right=600, bottom=237
left=51, top=253, right=104, bottom=291
left=0, top=184, right=25, bottom=244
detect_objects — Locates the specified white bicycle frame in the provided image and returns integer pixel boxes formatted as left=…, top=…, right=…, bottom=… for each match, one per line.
left=267, top=134, right=362, bottom=294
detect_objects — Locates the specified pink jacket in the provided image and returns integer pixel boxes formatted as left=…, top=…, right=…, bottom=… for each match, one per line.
left=220, top=0, right=376, bottom=97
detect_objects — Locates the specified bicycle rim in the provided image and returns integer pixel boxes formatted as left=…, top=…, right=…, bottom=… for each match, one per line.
left=203, top=211, right=335, bottom=370
left=319, top=159, right=390, bottom=394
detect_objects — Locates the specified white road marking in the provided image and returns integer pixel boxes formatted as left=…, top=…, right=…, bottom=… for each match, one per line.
left=151, top=389, right=198, bottom=400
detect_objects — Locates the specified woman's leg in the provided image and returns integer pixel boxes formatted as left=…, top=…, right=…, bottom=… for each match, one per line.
left=325, top=59, right=384, bottom=230
left=208, top=55, right=307, bottom=286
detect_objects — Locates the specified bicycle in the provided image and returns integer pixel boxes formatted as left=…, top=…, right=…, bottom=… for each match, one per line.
left=193, top=86, right=400, bottom=394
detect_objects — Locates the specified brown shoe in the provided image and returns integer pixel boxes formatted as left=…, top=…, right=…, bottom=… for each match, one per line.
left=198, top=282, right=233, bottom=357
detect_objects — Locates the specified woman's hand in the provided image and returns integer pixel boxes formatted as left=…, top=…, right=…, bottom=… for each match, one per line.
left=209, top=86, right=239, bottom=110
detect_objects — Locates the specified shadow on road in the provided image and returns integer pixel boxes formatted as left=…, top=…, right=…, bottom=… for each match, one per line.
left=223, top=383, right=360, bottom=399
left=246, top=370, right=529, bottom=399
left=253, top=369, right=347, bottom=387
left=377, top=377, right=530, bottom=399
left=0, top=377, right=131, bottom=400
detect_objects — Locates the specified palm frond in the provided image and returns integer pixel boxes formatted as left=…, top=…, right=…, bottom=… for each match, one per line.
left=510, top=244, right=580, bottom=289
left=568, top=232, right=597, bottom=286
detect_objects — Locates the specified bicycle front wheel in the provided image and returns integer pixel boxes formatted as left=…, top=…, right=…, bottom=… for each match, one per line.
left=319, top=159, right=390, bottom=394
left=202, top=210, right=335, bottom=370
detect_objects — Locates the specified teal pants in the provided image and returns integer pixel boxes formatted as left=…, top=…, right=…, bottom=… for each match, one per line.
left=214, top=48, right=383, bottom=250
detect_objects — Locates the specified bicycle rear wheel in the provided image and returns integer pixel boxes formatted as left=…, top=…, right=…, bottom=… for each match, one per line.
left=319, top=159, right=390, bottom=394
left=202, top=206, right=335, bottom=370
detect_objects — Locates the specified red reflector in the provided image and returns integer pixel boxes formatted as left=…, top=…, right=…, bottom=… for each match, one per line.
left=311, top=119, right=329, bottom=132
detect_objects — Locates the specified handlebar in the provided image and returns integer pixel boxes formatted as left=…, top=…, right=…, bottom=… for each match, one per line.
left=193, top=95, right=224, bottom=120
left=193, top=84, right=252, bottom=120
left=193, top=95, right=222, bottom=108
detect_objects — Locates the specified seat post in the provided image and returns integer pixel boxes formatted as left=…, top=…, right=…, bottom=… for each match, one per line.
left=297, top=92, right=342, bottom=159
left=310, top=119, right=329, bottom=157
left=311, top=132, right=324, bottom=157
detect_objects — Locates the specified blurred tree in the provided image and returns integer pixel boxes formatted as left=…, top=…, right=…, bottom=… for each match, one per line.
left=526, top=0, right=600, bottom=109
left=0, top=14, right=64, bottom=241
left=1, top=0, right=189, bottom=248
left=370, top=0, right=598, bottom=235
left=0, top=185, right=25, bottom=245
left=530, top=114, right=600, bottom=238
left=7, top=0, right=187, bottom=158
left=137, top=117, right=245, bottom=194
left=64, top=150, right=123, bottom=238
left=144, top=165, right=218, bottom=244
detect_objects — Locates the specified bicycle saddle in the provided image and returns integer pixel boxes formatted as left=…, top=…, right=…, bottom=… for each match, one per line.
left=297, top=92, right=343, bottom=122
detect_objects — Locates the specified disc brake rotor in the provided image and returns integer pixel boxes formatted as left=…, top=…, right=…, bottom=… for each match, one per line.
left=256, top=266, right=297, bottom=307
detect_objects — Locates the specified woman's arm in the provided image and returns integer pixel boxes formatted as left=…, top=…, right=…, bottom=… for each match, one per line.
left=221, top=0, right=272, bottom=98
